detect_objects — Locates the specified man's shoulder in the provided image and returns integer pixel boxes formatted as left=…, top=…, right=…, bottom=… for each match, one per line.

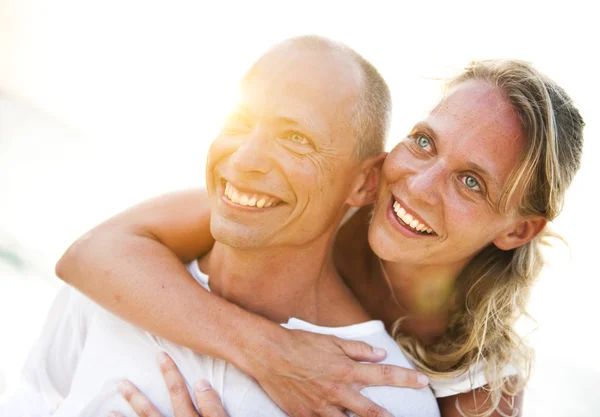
left=359, top=382, right=440, bottom=417
left=283, top=318, right=416, bottom=370
left=355, top=330, right=440, bottom=416
left=50, top=284, right=98, bottom=318
left=292, top=320, right=441, bottom=417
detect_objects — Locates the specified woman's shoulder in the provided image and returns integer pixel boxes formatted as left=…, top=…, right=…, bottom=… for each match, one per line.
left=428, top=362, right=520, bottom=398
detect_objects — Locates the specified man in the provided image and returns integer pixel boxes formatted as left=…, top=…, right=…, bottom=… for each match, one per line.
left=2, top=36, right=439, bottom=417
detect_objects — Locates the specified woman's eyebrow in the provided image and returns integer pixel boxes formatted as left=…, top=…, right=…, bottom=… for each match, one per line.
left=412, top=121, right=437, bottom=138
left=466, top=161, right=501, bottom=192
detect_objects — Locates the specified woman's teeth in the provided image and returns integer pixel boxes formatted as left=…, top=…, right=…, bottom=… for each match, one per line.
left=393, top=201, right=434, bottom=234
left=224, top=182, right=280, bottom=208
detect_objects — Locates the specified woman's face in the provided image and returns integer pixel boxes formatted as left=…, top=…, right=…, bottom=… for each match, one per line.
left=369, top=79, right=529, bottom=272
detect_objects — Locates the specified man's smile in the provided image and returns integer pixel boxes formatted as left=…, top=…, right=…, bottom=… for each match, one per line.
left=222, top=181, right=283, bottom=209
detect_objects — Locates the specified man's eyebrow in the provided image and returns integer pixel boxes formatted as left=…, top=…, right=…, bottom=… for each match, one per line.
left=234, top=105, right=252, bottom=115
left=279, top=116, right=327, bottom=139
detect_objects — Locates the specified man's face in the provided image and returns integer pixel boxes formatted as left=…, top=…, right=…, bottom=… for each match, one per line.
left=205, top=47, right=364, bottom=249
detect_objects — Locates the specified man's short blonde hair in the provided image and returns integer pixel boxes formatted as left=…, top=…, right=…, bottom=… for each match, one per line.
left=247, top=35, right=391, bottom=160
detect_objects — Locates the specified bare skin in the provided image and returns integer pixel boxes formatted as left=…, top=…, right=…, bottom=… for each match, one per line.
left=58, top=78, right=536, bottom=417
left=58, top=190, right=520, bottom=417
left=333, top=206, right=451, bottom=342
left=336, top=206, right=523, bottom=417
left=57, top=42, right=432, bottom=417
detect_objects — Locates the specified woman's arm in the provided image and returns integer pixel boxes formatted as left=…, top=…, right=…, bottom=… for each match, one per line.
left=438, top=388, right=523, bottom=417
left=56, top=189, right=428, bottom=417
left=56, top=189, right=228, bottom=358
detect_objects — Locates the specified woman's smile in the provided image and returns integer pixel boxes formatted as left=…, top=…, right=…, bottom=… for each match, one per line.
left=387, top=196, right=437, bottom=237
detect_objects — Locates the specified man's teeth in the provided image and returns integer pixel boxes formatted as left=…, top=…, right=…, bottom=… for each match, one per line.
left=392, top=201, right=434, bottom=234
left=224, top=182, right=279, bottom=208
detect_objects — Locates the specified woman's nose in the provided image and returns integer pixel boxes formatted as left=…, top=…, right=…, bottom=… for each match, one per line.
left=406, top=162, right=445, bottom=206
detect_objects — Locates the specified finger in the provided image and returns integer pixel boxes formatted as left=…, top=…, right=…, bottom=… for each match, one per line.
left=336, top=339, right=388, bottom=363
left=317, top=406, right=347, bottom=417
left=156, top=352, right=197, bottom=416
left=337, top=387, right=394, bottom=417
left=194, top=380, right=229, bottom=417
left=118, top=380, right=162, bottom=417
left=108, top=413, right=126, bottom=417
left=354, top=363, right=429, bottom=389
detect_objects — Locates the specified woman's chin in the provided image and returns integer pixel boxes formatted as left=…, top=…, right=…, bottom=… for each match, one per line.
left=368, top=220, right=405, bottom=263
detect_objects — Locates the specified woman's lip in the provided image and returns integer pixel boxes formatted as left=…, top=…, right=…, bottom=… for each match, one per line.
left=392, top=196, right=435, bottom=233
left=386, top=197, right=436, bottom=238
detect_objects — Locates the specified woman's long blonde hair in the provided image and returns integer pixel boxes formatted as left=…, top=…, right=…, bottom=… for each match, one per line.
left=394, top=60, right=585, bottom=416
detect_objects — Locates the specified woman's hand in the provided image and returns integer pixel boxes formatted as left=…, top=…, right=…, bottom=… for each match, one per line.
left=244, top=329, right=429, bottom=417
left=57, top=189, right=428, bottom=417
left=109, top=352, right=228, bottom=417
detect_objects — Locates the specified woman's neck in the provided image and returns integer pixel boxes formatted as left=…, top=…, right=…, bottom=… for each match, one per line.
left=376, top=258, right=465, bottom=341
left=381, top=259, right=463, bottom=316
left=334, top=208, right=466, bottom=339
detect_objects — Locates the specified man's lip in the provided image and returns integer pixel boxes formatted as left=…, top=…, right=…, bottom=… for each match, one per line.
left=221, top=194, right=277, bottom=210
left=387, top=196, right=437, bottom=237
left=219, top=179, right=285, bottom=210
left=220, top=179, right=281, bottom=201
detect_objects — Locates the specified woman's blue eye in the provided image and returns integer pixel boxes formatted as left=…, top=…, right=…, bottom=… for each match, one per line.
left=464, top=175, right=480, bottom=190
left=417, top=135, right=430, bottom=148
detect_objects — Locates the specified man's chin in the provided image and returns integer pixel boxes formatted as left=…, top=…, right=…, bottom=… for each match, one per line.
left=210, top=219, right=270, bottom=250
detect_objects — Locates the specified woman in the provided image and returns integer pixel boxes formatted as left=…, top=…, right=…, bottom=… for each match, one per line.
left=57, top=59, right=584, bottom=417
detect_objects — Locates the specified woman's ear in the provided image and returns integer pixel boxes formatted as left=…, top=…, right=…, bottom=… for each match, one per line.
left=346, top=152, right=387, bottom=207
left=493, top=214, right=547, bottom=250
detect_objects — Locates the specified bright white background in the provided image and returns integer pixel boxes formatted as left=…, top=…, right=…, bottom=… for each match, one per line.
left=0, top=1, right=598, bottom=416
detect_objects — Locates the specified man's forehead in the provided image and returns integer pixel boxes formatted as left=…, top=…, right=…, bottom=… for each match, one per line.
left=236, top=84, right=330, bottom=136
left=242, top=46, right=362, bottom=100
left=236, top=48, right=361, bottom=144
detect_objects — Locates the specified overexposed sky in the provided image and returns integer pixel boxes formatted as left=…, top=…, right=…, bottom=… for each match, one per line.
left=1, top=1, right=598, bottom=415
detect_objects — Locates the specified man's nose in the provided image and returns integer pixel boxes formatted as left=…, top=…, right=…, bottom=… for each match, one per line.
left=230, top=131, right=272, bottom=174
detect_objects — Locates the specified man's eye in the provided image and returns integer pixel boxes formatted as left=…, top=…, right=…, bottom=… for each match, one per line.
left=416, top=135, right=431, bottom=149
left=286, top=132, right=310, bottom=145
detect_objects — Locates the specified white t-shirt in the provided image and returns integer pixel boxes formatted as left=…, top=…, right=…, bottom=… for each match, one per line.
left=1, top=261, right=440, bottom=417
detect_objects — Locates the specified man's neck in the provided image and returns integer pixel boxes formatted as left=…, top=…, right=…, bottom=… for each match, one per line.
left=198, top=235, right=368, bottom=325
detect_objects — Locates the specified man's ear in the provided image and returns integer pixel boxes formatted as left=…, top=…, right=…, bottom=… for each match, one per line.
left=492, top=215, right=547, bottom=251
left=346, top=152, right=387, bottom=207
